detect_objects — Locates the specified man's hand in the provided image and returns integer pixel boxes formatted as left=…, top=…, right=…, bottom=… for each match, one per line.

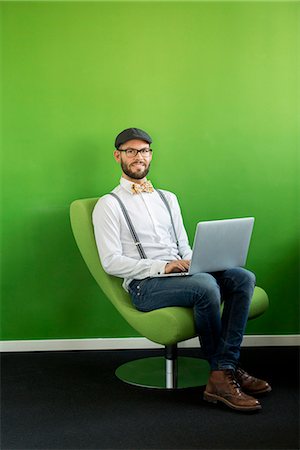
left=165, top=260, right=191, bottom=274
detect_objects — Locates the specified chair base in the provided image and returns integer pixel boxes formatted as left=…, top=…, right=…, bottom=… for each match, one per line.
left=115, top=356, right=210, bottom=389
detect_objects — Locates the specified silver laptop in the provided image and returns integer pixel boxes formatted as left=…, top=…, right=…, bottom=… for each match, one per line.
left=152, top=217, right=254, bottom=277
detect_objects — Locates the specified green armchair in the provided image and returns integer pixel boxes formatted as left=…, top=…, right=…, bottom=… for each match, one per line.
left=70, top=198, right=269, bottom=389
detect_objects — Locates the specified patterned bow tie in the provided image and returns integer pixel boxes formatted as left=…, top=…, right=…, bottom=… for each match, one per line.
left=131, top=180, right=154, bottom=195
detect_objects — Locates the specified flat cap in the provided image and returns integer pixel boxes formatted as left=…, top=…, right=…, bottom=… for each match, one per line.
left=115, top=128, right=152, bottom=149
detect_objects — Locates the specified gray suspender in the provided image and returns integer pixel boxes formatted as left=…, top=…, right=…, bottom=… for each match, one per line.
left=109, top=189, right=180, bottom=259
left=156, top=189, right=179, bottom=248
left=109, top=192, right=147, bottom=259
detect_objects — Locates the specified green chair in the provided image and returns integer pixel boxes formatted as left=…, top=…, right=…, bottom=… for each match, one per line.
left=70, top=197, right=269, bottom=389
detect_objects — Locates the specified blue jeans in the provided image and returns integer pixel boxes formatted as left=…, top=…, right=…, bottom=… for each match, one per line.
left=128, top=267, right=256, bottom=371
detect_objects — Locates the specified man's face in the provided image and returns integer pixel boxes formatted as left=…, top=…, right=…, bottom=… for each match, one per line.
left=114, top=139, right=152, bottom=181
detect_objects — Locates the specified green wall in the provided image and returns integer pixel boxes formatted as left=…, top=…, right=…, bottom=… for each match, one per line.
left=1, top=1, right=299, bottom=340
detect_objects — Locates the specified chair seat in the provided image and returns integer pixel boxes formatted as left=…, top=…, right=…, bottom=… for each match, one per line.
left=120, top=286, right=269, bottom=346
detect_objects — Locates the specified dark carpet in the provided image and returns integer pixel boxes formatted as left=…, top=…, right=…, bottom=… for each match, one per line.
left=1, top=347, right=299, bottom=450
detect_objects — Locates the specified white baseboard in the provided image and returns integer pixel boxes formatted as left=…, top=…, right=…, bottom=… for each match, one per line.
left=0, top=335, right=299, bottom=352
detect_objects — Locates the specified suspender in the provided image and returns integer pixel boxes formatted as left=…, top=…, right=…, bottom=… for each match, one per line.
left=108, top=189, right=180, bottom=259
left=155, top=189, right=179, bottom=248
left=109, top=192, right=147, bottom=259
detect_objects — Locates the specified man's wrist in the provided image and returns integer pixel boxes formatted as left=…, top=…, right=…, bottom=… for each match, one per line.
left=149, top=260, right=169, bottom=277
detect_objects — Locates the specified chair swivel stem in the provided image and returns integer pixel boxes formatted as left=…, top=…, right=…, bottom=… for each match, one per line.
left=165, top=345, right=178, bottom=389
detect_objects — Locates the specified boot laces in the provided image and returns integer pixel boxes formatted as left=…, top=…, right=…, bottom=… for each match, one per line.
left=225, top=370, right=243, bottom=394
left=236, top=367, right=251, bottom=380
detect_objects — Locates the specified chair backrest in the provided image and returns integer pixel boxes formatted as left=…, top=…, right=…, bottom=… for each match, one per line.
left=70, top=198, right=136, bottom=316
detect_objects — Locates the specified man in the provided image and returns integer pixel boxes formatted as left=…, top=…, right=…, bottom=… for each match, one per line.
left=93, top=127, right=271, bottom=412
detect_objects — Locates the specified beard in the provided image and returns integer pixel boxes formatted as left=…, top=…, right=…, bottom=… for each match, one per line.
left=121, top=159, right=151, bottom=180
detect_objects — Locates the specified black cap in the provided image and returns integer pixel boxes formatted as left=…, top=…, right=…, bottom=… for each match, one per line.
left=115, top=128, right=152, bottom=149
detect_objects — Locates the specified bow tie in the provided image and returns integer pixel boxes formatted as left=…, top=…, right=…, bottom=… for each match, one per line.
left=131, top=180, right=154, bottom=195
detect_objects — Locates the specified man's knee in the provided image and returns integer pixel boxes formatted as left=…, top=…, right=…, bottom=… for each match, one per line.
left=189, top=273, right=221, bottom=307
left=225, top=267, right=256, bottom=289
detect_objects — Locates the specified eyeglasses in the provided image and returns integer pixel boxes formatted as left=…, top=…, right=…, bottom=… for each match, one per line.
left=118, top=147, right=152, bottom=158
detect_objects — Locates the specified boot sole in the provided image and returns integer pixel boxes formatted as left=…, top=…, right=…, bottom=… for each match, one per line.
left=203, top=391, right=262, bottom=412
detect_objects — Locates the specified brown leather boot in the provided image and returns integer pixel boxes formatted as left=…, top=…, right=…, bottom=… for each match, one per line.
left=203, top=369, right=262, bottom=411
left=235, top=367, right=272, bottom=395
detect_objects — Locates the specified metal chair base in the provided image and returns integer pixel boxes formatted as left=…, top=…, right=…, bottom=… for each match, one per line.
left=115, top=356, right=210, bottom=389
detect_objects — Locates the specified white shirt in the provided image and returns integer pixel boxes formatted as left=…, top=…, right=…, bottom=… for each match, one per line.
left=92, top=177, right=192, bottom=291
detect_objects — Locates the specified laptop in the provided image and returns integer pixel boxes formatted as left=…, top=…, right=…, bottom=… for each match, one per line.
left=152, top=217, right=255, bottom=277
